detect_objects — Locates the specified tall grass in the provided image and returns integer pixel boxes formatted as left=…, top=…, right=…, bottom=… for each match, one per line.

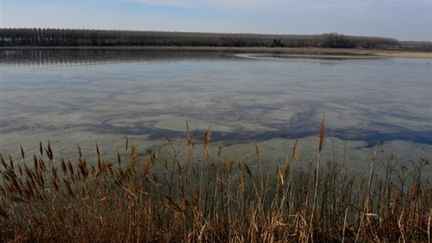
left=0, top=124, right=430, bottom=242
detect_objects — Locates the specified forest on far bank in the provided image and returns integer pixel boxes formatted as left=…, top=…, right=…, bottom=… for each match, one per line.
left=1, top=28, right=431, bottom=50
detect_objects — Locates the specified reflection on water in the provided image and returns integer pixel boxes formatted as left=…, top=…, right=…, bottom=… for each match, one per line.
left=0, top=48, right=236, bottom=65
left=0, top=49, right=431, bottom=154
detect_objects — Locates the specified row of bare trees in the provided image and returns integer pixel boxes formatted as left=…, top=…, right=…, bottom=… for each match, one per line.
left=0, top=28, right=401, bottom=48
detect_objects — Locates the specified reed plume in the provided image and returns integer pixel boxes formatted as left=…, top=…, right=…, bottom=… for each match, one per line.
left=203, top=126, right=211, bottom=158
left=0, top=122, right=429, bottom=242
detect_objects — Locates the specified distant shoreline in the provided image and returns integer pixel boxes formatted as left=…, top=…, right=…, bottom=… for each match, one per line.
left=1, top=46, right=432, bottom=59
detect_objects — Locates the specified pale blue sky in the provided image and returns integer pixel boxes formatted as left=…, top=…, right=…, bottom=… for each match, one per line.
left=1, top=0, right=432, bottom=41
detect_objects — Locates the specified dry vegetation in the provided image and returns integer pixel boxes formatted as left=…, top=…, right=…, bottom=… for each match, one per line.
left=0, top=121, right=431, bottom=242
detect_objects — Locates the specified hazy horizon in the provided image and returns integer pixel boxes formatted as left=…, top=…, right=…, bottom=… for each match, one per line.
left=1, top=0, right=432, bottom=41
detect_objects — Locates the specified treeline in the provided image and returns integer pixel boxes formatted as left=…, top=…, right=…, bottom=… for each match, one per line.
left=0, top=28, right=402, bottom=49
left=399, top=41, right=432, bottom=51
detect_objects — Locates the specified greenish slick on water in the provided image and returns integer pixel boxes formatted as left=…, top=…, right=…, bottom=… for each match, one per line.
left=0, top=49, right=431, bottom=174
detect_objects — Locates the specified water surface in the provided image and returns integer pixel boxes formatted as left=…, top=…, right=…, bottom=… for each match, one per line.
left=0, top=49, right=431, bottom=168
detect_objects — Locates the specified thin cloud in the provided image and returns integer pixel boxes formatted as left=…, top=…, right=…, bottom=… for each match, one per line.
left=2, top=0, right=431, bottom=41
left=121, top=0, right=278, bottom=11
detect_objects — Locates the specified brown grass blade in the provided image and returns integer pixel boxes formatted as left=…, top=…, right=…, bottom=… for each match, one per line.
left=0, top=206, right=9, bottom=219
left=39, top=142, right=43, bottom=156
left=203, top=126, right=211, bottom=157
left=318, top=117, right=325, bottom=153
left=142, top=159, right=150, bottom=178
left=20, top=145, right=25, bottom=160
left=292, top=139, right=300, bottom=160
left=255, top=143, right=260, bottom=160
left=186, top=121, right=194, bottom=148
left=128, top=145, right=138, bottom=173
left=217, top=144, right=223, bottom=159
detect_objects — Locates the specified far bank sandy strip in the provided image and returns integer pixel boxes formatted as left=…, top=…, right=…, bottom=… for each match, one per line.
left=1, top=46, right=432, bottom=59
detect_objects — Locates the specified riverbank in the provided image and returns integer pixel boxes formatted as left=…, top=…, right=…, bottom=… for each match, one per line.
left=2, top=46, right=432, bottom=59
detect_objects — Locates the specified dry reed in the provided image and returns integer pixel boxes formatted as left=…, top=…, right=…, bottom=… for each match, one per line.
left=0, top=124, right=430, bottom=242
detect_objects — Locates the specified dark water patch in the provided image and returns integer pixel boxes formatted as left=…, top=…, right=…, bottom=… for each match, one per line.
left=87, top=123, right=432, bottom=147
left=0, top=115, right=430, bottom=147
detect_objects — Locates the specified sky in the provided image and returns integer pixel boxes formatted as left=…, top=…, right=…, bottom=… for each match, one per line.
left=1, top=0, right=432, bottom=41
